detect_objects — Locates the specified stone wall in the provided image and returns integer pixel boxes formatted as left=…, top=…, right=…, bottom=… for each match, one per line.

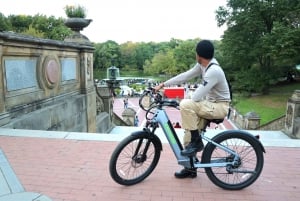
left=230, top=108, right=286, bottom=131
left=0, top=31, right=100, bottom=133
left=229, top=109, right=261, bottom=130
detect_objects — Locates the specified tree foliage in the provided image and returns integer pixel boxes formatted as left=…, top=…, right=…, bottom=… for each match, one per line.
left=144, top=50, right=176, bottom=75
left=93, top=40, right=121, bottom=70
left=1, top=2, right=299, bottom=94
left=216, top=0, right=300, bottom=93
left=0, top=13, right=11, bottom=31
left=0, top=13, right=71, bottom=40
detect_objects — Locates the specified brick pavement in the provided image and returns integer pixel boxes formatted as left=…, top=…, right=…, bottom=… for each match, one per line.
left=0, top=134, right=300, bottom=201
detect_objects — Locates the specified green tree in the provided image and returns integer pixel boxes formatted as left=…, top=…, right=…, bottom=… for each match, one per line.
left=8, top=14, right=33, bottom=33
left=144, top=50, right=176, bottom=75
left=22, top=24, right=44, bottom=37
left=31, top=14, right=71, bottom=40
left=94, top=40, right=121, bottom=70
left=216, top=0, right=300, bottom=93
left=3, top=14, right=71, bottom=41
left=0, top=12, right=11, bottom=31
left=173, top=39, right=199, bottom=73
left=119, top=41, right=138, bottom=70
left=135, top=42, right=156, bottom=70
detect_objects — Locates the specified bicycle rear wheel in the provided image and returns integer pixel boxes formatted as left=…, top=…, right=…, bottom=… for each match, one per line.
left=109, top=132, right=161, bottom=185
left=202, top=131, right=264, bottom=190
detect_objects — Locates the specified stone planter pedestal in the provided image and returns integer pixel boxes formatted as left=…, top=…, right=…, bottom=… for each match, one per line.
left=64, top=18, right=92, bottom=45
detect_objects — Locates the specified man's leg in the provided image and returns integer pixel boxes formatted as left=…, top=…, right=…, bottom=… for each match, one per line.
left=182, top=118, right=207, bottom=147
left=174, top=99, right=203, bottom=178
left=180, top=100, right=204, bottom=156
left=175, top=101, right=229, bottom=178
left=183, top=130, right=191, bottom=147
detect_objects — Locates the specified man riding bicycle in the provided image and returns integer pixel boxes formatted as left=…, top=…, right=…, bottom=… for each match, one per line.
left=154, top=40, right=231, bottom=179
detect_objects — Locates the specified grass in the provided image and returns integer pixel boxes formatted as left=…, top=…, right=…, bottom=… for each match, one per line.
left=234, top=80, right=300, bottom=125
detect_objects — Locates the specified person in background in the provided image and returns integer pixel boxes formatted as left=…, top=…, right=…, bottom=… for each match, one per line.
left=134, top=115, right=139, bottom=126
left=154, top=40, right=231, bottom=179
left=123, top=97, right=128, bottom=109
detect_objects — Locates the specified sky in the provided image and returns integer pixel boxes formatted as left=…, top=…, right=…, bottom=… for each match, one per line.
left=1, top=0, right=227, bottom=44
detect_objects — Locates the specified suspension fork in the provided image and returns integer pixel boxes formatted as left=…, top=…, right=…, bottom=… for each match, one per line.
left=133, top=138, right=151, bottom=159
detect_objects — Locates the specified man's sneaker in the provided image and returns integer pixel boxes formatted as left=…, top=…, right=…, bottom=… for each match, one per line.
left=174, top=168, right=197, bottom=178
left=181, top=138, right=204, bottom=156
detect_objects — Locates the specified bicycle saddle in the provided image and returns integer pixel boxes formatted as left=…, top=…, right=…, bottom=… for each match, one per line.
left=208, top=119, right=224, bottom=124
left=203, top=118, right=224, bottom=131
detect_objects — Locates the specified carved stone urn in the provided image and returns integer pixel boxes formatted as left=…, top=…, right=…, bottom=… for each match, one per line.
left=64, top=18, right=92, bottom=32
left=64, top=18, right=92, bottom=44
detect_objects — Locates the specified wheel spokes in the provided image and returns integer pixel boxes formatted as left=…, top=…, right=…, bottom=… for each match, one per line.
left=209, top=138, right=258, bottom=185
left=116, top=139, right=155, bottom=180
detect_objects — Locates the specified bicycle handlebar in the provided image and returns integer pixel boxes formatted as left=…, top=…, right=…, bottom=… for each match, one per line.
left=138, top=87, right=180, bottom=112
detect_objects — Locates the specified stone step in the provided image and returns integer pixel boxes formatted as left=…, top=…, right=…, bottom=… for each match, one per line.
left=0, top=149, right=24, bottom=197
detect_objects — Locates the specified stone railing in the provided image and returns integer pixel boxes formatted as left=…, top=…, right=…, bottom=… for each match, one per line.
left=0, top=31, right=102, bottom=133
left=257, top=115, right=286, bottom=131
left=229, top=108, right=260, bottom=130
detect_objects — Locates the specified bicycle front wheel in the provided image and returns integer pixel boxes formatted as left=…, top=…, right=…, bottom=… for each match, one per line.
left=109, top=132, right=161, bottom=185
left=202, top=131, right=264, bottom=190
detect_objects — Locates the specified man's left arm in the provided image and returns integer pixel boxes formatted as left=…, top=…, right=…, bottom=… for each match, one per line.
left=191, top=70, right=218, bottom=101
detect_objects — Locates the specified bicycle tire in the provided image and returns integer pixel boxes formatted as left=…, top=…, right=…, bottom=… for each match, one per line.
left=202, top=131, right=264, bottom=190
left=109, top=132, right=161, bottom=185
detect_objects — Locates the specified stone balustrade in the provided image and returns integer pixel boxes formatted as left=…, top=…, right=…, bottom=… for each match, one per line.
left=0, top=31, right=103, bottom=133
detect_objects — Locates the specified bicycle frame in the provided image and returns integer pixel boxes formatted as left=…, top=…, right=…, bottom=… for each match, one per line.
left=151, top=107, right=239, bottom=169
left=110, top=90, right=264, bottom=188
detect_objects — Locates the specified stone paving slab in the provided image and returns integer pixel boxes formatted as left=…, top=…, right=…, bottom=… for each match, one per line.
left=0, top=149, right=24, bottom=196
left=1, top=147, right=52, bottom=201
left=0, top=192, right=52, bottom=201
left=0, top=169, right=11, bottom=196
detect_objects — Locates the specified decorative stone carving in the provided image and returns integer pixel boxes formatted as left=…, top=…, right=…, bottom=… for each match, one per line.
left=96, top=95, right=104, bottom=114
left=284, top=90, right=300, bottom=138
left=87, top=56, right=92, bottom=80
left=40, top=55, right=60, bottom=89
left=95, top=85, right=105, bottom=114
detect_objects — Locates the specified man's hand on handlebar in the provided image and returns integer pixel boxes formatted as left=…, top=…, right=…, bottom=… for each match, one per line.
left=153, top=83, right=164, bottom=93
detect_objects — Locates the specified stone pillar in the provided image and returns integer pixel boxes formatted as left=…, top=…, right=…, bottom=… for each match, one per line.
left=244, top=112, right=260, bottom=130
left=96, top=86, right=113, bottom=121
left=284, top=90, right=300, bottom=138
left=79, top=50, right=97, bottom=133
left=122, top=108, right=137, bottom=126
